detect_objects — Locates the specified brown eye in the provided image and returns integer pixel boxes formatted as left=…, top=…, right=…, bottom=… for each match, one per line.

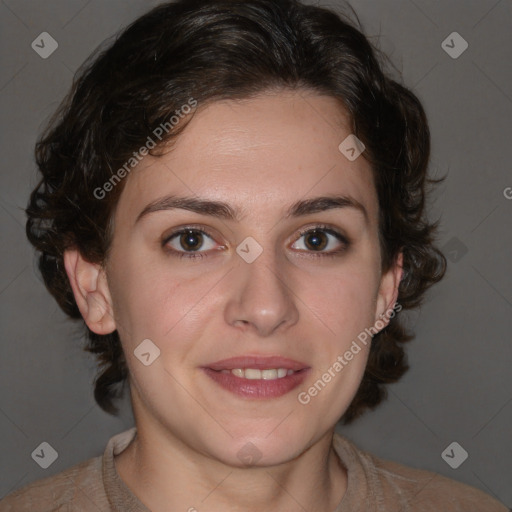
left=163, top=228, right=219, bottom=258
left=291, top=226, right=349, bottom=255
left=179, top=230, right=204, bottom=251
left=303, top=230, right=328, bottom=251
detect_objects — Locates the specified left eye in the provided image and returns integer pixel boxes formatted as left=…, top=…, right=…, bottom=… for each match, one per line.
left=291, top=228, right=346, bottom=253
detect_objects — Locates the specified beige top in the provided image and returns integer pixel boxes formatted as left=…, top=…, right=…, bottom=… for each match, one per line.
left=0, top=427, right=508, bottom=511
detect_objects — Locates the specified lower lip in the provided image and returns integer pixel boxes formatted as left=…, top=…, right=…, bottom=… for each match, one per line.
left=202, top=368, right=310, bottom=399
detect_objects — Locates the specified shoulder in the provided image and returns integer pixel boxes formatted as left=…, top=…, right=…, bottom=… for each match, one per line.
left=371, top=454, right=508, bottom=511
left=0, top=455, right=108, bottom=512
left=333, top=433, right=509, bottom=512
left=0, top=428, right=137, bottom=512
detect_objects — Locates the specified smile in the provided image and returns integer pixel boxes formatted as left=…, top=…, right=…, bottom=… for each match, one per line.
left=220, top=368, right=297, bottom=379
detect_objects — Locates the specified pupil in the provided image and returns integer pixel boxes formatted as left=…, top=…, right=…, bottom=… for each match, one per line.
left=181, top=230, right=202, bottom=251
left=306, top=231, right=327, bottom=251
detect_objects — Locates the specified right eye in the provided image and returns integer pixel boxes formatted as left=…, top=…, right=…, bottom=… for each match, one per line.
left=162, top=227, right=225, bottom=259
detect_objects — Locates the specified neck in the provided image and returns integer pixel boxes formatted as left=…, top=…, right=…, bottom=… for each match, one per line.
left=115, top=421, right=347, bottom=512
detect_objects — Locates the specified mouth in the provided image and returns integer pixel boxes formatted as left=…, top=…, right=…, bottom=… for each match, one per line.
left=202, top=356, right=310, bottom=399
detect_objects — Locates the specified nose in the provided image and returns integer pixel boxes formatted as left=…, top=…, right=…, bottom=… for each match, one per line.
left=224, top=247, right=299, bottom=337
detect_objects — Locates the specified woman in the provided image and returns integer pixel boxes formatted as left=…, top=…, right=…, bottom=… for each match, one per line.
left=1, top=0, right=508, bottom=510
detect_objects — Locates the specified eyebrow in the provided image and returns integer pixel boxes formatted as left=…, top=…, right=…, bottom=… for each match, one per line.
left=135, top=194, right=368, bottom=224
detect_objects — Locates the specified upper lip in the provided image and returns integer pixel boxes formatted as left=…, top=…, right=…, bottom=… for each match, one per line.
left=205, top=356, right=309, bottom=371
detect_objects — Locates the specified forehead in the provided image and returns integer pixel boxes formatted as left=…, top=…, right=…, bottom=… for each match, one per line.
left=116, top=90, right=378, bottom=224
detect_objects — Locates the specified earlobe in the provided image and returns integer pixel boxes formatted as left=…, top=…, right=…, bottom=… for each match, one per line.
left=63, top=249, right=116, bottom=335
left=373, top=252, right=404, bottom=330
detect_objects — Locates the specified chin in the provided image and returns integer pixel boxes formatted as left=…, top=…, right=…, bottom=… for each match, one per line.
left=207, top=429, right=311, bottom=468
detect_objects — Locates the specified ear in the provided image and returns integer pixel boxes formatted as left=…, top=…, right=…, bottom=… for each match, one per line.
left=63, top=249, right=116, bottom=335
left=373, top=251, right=404, bottom=331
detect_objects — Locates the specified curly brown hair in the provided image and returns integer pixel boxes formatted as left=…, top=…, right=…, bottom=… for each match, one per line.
left=26, top=0, right=446, bottom=423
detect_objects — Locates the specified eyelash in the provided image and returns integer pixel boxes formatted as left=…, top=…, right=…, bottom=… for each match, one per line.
left=161, top=224, right=350, bottom=260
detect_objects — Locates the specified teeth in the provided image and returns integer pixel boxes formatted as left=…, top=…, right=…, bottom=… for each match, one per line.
left=245, top=368, right=262, bottom=380
left=262, top=369, right=277, bottom=380
left=221, top=368, right=296, bottom=380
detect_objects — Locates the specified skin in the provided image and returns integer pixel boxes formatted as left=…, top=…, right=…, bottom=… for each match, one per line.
left=64, top=89, right=403, bottom=512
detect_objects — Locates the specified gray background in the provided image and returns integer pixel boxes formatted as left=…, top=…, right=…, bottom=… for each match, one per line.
left=0, top=0, right=511, bottom=507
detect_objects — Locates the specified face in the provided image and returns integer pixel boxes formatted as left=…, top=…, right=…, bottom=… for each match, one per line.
left=77, top=90, right=400, bottom=467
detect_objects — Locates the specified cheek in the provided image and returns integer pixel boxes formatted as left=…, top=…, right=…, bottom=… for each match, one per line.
left=107, top=252, right=220, bottom=351
left=302, top=262, right=380, bottom=345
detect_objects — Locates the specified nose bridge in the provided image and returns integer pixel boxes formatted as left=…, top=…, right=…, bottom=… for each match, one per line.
left=224, top=242, right=299, bottom=336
